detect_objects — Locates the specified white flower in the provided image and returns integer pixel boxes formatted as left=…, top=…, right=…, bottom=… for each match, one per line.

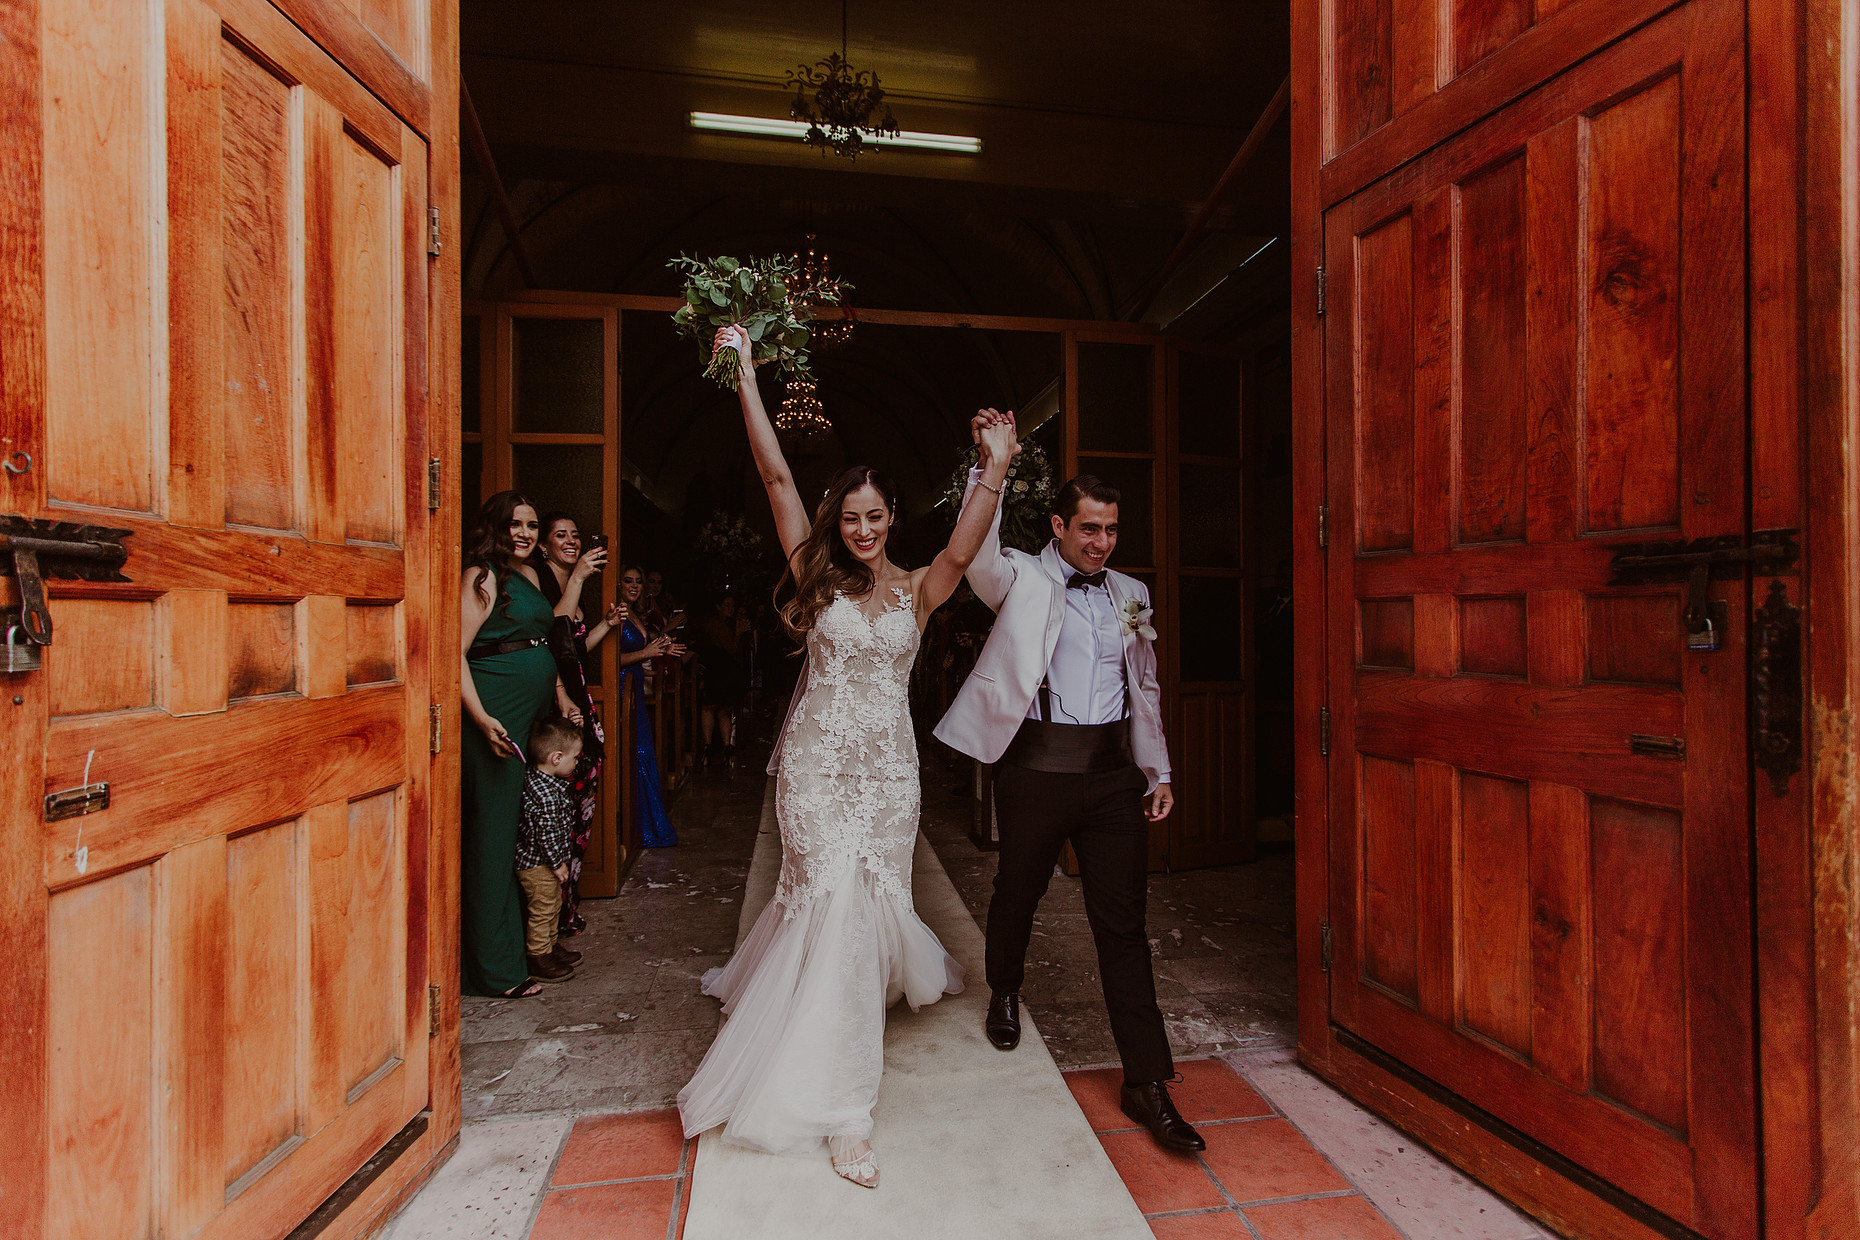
left=1119, top=598, right=1157, bottom=641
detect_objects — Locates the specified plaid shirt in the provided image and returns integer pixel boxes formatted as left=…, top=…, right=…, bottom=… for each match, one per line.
left=514, top=768, right=576, bottom=870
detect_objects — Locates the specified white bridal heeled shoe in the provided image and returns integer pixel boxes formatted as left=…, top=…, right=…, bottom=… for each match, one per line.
left=829, top=1137, right=879, bottom=1189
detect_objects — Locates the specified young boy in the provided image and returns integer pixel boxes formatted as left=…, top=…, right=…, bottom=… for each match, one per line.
left=515, top=716, right=584, bottom=983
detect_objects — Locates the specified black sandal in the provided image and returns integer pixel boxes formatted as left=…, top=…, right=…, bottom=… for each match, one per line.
left=501, top=980, right=544, bottom=998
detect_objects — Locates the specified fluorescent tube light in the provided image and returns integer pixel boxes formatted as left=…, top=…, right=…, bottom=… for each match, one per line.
left=689, top=111, right=982, bottom=154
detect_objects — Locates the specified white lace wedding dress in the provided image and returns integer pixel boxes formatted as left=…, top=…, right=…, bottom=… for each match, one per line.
left=677, top=588, right=965, bottom=1155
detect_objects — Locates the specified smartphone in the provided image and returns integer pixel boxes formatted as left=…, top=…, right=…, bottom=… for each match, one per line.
left=588, top=533, right=609, bottom=552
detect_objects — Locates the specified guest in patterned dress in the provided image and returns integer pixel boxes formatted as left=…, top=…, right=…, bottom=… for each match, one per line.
left=535, top=513, right=626, bottom=935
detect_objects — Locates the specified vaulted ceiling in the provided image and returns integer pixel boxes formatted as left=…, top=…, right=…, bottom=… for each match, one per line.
left=461, top=0, right=1291, bottom=323
left=461, top=2, right=1292, bottom=530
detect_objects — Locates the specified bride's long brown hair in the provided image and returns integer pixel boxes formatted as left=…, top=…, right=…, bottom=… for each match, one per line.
left=777, top=466, right=900, bottom=638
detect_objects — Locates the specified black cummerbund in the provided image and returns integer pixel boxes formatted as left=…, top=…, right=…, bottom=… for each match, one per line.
left=999, top=717, right=1134, bottom=774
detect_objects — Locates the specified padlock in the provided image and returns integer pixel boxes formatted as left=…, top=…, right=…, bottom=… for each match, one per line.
left=4, top=624, right=41, bottom=673
left=1686, top=616, right=1720, bottom=653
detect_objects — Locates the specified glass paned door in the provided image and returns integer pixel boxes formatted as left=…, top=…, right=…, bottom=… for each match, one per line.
left=1167, top=343, right=1254, bottom=869
left=470, top=302, right=626, bottom=892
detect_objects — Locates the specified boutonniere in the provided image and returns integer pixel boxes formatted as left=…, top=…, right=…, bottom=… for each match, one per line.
left=1119, top=598, right=1157, bottom=641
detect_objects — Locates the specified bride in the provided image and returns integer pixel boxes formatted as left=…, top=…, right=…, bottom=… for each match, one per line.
left=677, top=325, right=1020, bottom=1188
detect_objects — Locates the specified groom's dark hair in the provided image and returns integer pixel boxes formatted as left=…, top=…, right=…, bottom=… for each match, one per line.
left=1053, top=475, right=1121, bottom=523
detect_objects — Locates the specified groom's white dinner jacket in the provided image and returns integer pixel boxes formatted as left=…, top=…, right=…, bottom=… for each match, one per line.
left=933, top=476, right=1172, bottom=794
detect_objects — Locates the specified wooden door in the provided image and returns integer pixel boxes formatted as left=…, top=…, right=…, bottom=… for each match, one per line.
left=1163, top=342, right=1254, bottom=869
left=1321, top=2, right=1754, bottom=1234
left=5, top=0, right=441, bottom=1234
left=1060, top=328, right=1170, bottom=868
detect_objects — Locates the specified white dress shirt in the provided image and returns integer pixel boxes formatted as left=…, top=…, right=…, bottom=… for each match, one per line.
left=1032, top=571, right=1129, bottom=725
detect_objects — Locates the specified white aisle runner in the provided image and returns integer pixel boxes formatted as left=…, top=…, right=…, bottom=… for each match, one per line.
left=681, top=781, right=1151, bottom=1240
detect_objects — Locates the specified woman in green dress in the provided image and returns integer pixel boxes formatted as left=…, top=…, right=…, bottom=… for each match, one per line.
left=461, top=491, right=579, bottom=997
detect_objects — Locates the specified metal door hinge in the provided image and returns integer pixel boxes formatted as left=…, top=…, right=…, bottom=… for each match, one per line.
left=1319, top=921, right=1332, bottom=973
left=1315, top=266, right=1326, bottom=316
left=1318, top=705, right=1331, bottom=757
left=427, top=207, right=442, bottom=257
left=1317, top=504, right=1329, bottom=548
left=429, top=704, right=442, bottom=755
left=427, top=457, right=442, bottom=510
left=428, top=984, right=441, bottom=1036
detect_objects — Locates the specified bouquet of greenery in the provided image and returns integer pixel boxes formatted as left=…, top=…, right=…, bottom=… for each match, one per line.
left=668, top=253, right=850, bottom=389
left=939, top=438, right=1055, bottom=553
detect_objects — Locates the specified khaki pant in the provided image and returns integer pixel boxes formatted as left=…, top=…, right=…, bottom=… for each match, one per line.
left=515, top=865, right=563, bottom=957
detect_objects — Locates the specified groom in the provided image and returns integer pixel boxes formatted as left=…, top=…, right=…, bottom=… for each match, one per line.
left=935, top=411, right=1202, bottom=1154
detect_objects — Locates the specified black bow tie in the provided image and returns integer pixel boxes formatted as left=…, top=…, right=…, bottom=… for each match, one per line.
left=1067, top=570, right=1107, bottom=590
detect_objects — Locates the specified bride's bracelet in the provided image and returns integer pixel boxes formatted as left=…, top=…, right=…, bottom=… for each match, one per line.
left=975, top=478, right=1002, bottom=496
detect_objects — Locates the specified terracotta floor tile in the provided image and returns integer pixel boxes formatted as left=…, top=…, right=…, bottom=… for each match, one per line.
left=1171, top=1059, right=1273, bottom=1124
left=1065, top=1067, right=1132, bottom=1131
left=1199, top=1117, right=1351, bottom=1204
left=551, top=1109, right=688, bottom=1186
left=1097, top=1130, right=1228, bottom=1214
left=1244, top=1194, right=1407, bottom=1239
left=528, top=1180, right=679, bottom=1240
left=674, top=1173, right=692, bottom=1238
left=1147, top=1210, right=1258, bottom=1238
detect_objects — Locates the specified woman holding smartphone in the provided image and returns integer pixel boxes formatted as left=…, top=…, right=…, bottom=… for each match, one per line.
left=460, top=491, right=578, bottom=998
left=535, top=513, right=626, bottom=936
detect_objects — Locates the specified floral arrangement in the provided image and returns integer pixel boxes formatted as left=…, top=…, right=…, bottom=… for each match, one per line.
left=667, top=253, right=851, bottom=389
left=939, top=438, right=1054, bottom=554
left=693, top=510, right=764, bottom=565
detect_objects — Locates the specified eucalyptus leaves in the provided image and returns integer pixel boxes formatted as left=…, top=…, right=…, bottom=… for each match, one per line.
left=668, top=253, right=850, bottom=389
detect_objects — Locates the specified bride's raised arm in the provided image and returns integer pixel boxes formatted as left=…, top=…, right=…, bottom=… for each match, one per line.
left=914, top=409, right=1017, bottom=621
left=716, top=325, right=810, bottom=563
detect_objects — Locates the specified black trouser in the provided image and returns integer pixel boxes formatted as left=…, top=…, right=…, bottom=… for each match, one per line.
left=986, top=761, right=1174, bottom=1084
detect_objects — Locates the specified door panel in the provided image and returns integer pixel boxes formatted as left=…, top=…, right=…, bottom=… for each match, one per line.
left=33, top=0, right=432, bottom=1235
left=1324, top=1, right=1754, bottom=1233
left=1166, top=343, right=1254, bottom=869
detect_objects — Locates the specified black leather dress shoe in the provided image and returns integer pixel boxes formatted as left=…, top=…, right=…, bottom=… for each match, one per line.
left=985, top=991, right=1021, bottom=1051
left=1120, top=1080, right=1206, bottom=1152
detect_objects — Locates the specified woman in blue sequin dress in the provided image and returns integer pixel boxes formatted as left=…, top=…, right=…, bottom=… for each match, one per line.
left=617, top=564, right=683, bottom=847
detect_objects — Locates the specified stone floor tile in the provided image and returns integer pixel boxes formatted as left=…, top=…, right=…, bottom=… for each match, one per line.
left=461, top=1038, right=528, bottom=1100
left=527, top=1180, right=679, bottom=1240
left=379, top=1114, right=572, bottom=1240
left=1225, top=1049, right=1553, bottom=1240
left=1198, top=1118, right=1351, bottom=1204
left=1242, top=1194, right=1407, bottom=1240
left=552, top=1109, right=688, bottom=1186
left=1169, top=1059, right=1273, bottom=1124
left=1096, top=1131, right=1227, bottom=1214
left=1145, top=1212, right=1259, bottom=1239
left=462, top=998, right=551, bottom=1045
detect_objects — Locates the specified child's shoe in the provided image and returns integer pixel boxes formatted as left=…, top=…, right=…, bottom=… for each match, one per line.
left=528, top=952, right=575, bottom=983
left=551, top=942, right=583, bottom=967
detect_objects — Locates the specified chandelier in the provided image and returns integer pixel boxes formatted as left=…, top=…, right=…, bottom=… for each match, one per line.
left=777, top=374, right=834, bottom=445
left=787, top=1, right=899, bottom=160
left=788, top=234, right=854, bottom=351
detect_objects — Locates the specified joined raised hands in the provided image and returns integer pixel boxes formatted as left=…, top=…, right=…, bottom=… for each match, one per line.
left=971, top=407, right=1022, bottom=468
